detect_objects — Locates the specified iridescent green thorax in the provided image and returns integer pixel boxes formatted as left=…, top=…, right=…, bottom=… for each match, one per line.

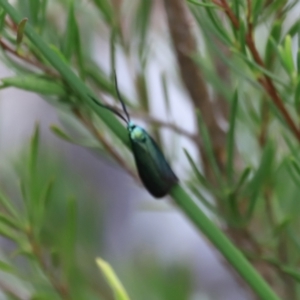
left=128, top=122, right=146, bottom=142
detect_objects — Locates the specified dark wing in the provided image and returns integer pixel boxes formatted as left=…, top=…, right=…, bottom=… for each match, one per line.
left=130, top=130, right=178, bottom=198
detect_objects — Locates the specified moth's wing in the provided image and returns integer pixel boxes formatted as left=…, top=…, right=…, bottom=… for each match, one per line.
left=131, top=130, right=178, bottom=198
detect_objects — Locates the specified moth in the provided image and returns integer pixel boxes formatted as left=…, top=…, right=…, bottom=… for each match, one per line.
left=90, top=71, right=178, bottom=198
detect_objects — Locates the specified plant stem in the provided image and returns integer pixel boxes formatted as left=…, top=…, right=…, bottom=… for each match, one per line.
left=170, top=185, right=280, bottom=300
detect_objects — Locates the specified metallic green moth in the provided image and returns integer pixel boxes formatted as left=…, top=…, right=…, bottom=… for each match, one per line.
left=90, top=71, right=178, bottom=198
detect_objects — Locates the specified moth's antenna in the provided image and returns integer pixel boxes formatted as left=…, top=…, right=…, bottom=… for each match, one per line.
left=113, top=68, right=131, bottom=123
left=90, top=96, right=128, bottom=124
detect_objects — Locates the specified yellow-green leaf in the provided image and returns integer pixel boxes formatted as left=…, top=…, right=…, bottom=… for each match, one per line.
left=96, top=257, right=130, bottom=300
left=1, top=76, right=66, bottom=95
left=16, top=18, right=28, bottom=46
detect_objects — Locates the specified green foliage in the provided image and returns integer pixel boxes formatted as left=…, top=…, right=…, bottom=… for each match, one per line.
left=1, top=0, right=300, bottom=299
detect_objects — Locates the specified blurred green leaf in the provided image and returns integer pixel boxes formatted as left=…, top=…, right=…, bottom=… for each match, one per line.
left=93, top=0, right=114, bottom=26
left=0, top=260, right=18, bottom=274
left=265, top=21, right=282, bottom=67
left=226, top=90, right=238, bottom=184
left=29, top=124, right=40, bottom=176
left=0, top=7, right=6, bottom=31
left=278, top=35, right=296, bottom=78
left=0, top=76, right=66, bottom=96
left=50, top=125, right=74, bottom=143
left=189, top=183, right=217, bottom=214
left=135, top=0, right=152, bottom=60
left=96, top=257, right=130, bottom=300
left=62, top=0, right=85, bottom=79
left=246, top=142, right=275, bottom=219
left=161, top=72, right=171, bottom=113
left=0, top=212, right=21, bottom=230
left=234, top=166, right=252, bottom=193
left=196, top=110, right=223, bottom=185
left=290, top=157, right=300, bottom=176
left=64, top=196, right=77, bottom=264
left=187, top=0, right=218, bottom=8
left=183, top=148, right=209, bottom=188
left=16, top=18, right=28, bottom=46
left=280, top=266, right=300, bottom=283
left=0, top=190, right=20, bottom=220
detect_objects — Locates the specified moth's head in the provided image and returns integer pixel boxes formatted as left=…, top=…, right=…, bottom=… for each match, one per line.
left=128, top=121, right=146, bottom=142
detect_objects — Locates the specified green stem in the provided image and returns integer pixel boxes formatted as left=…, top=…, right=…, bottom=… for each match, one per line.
left=170, top=185, right=280, bottom=300
left=0, top=1, right=280, bottom=299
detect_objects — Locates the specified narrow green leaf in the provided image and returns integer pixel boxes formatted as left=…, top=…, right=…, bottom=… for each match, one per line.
left=0, top=190, right=19, bottom=219
left=286, top=19, right=300, bottom=38
left=50, top=125, right=74, bottom=143
left=252, top=0, right=265, bottom=25
left=62, top=1, right=76, bottom=60
left=35, top=177, right=55, bottom=229
left=39, top=0, right=48, bottom=33
left=265, top=21, right=282, bottom=67
left=29, top=0, right=40, bottom=26
left=200, top=4, right=231, bottom=45
left=0, top=8, right=6, bottom=31
left=289, top=157, right=300, bottom=176
left=93, top=0, right=114, bottom=26
left=286, top=161, right=300, bottom=186
left=196, top=110, right=223, bottom=185
left=49, top=45, right=69, bottom=64
left=294, top=77, right=300, bottom=113
left=283, top=35, right=295, bottom=74
left=280, top=266, right=300, bottom=283
left=0, top=212, right=21, bottom=230
left=62, top=0, right=85, bottom=79
left=232, top=0, right=239, bottom=19
left=29, top=124, right=39, bottom=176
left=234, top=166, right=252, bottom=193
left=189, top=184, right=217, bottom=214
left=161, top=72, right=171, bottom=113
left=278, top=35, right=296, bottom=77
left=40, top=177, right=55, bottom=209
left=187, top=0, right=218, bottom=8
left=1, top=76, right=66, bottom=96
left=232, top=48, right=288, bottom=88
left=297, top=49, right=300, bottom=74
left=238, top=19, right=247, bottom=55
left=273, top=216, right=292, bottom=236
left=226, top=90, right=238, bottom=184
left=0, top=260, right=17, bottom=274
left=65, top=196, right=77, bottom=255
left=246, top=142, right=274, bottom=219
left=183, top=148, right=208, bottom=187
left=96, top=257, right=130, bottom=300
left=0, top=222, right=20, bottom=242
left=135, top=0, right=153, bottom=59
left=16, top=18, right=28, bottom=46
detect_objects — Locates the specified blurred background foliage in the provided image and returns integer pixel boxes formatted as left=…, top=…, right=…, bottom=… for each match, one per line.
left=0, top=0, right=300, bottom=299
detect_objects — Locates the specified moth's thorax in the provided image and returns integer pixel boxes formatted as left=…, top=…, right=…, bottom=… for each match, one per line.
left=128, top=122, right=146, bottom=142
